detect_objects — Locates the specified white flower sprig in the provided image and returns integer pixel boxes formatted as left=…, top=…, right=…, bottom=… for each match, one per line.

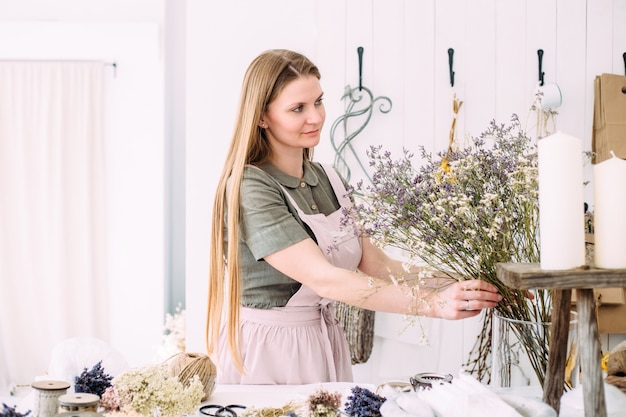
left=154, top=304, right=187, bottom=362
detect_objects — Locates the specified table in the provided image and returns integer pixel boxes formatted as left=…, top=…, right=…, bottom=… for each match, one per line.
left=496, top=263, right=626, bottom=417
left=205, top=382, right=373, bottom=408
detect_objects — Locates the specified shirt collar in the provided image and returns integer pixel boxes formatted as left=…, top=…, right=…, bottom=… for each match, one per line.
left=260, top=161, right=320, bottom=189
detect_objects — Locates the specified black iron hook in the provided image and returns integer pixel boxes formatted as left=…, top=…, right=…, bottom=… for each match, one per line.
left=357, top=46, right=364, bottom=91
left=537, top=49, right=545, bottom=86
left=623, top=52, right=626, bottom=75
left=448, top=48, right=455, bottom=87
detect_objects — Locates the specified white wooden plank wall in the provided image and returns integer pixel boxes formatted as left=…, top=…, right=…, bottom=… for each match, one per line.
left=315, top=0, right=626, bottom=206
left=311, top=0, right=626, bottom=383
left=185, top=0, right=626, bottom=384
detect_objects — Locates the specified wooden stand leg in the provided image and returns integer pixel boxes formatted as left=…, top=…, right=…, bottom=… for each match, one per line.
left=576, top=288, right=607, bottom=417
left=543, top=289, right=572, bottom=414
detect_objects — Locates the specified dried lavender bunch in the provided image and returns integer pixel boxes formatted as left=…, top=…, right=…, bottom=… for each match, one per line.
left=343, top=386, right=385, bottom=417
left=74, top=360, right=113, bottom=397
left=1, top=403, right=31, bottom=417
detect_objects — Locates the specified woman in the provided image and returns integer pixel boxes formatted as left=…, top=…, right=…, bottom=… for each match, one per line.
left=206, top=49, right=502, bottom=384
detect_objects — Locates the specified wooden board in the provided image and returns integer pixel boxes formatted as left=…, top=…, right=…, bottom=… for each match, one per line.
left=496, top=263, right=626, bottom=290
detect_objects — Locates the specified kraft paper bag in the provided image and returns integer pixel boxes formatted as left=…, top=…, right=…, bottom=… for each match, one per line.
left=590, top=82, right=626, bottom=332
left=572, top=288, right=626, bottom=334
left=573, top=233, right=626, bottom=333
left=592, top=73, right=626, bottom=163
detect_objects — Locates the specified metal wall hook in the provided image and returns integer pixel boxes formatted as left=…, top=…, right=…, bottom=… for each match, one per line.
left=623, top=52, right=626, bottom=75
left=448, top=48, right=455, bottom=87
left=357, top=46, right=364, bottom=91
left=330, top=84, right=392, bottom=183
left=538, top=49, right=545, bottom=86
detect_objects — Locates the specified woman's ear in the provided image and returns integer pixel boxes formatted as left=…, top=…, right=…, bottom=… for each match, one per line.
left=259, top=120, right=266, bottom=128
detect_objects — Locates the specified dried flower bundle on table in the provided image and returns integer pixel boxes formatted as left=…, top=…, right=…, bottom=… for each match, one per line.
left=0, top=404, right=31, bottom=417
left=240, top=386, right=385, bottom=417
left=102, top=364, right=204, bottom=417
left=74, top=360, right=113, bottom=397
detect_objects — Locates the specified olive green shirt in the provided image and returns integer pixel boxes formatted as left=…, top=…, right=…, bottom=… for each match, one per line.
left=234, top=161, right=345, bottom=308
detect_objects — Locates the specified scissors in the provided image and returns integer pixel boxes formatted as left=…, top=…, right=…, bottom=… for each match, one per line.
left=199, top=404, right=246, bottom=417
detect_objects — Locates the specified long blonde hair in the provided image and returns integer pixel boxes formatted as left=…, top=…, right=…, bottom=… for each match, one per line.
left=206, top=49, right=321, bottom=373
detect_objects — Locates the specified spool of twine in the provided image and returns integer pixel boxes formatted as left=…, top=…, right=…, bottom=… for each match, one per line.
left=57, top=393, right=100, bottom=413
left=31, top=381, right=71, bottom=417
left=164, top=352, right=217, bottom=401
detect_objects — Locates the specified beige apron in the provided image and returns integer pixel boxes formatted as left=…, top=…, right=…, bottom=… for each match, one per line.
left=216, top=164, right=362, bottom=384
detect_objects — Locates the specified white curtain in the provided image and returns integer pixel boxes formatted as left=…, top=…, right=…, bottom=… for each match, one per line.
left=0, top=61, right=108, bottom=387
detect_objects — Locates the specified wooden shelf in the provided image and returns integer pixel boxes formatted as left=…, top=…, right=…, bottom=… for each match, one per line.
left=496, top=263, right=626, bottom=290
left=495, top=262, right=626, bottom=417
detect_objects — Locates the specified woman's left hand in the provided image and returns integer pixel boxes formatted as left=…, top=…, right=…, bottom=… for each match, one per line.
left=423, top=279, right=503, bottom=319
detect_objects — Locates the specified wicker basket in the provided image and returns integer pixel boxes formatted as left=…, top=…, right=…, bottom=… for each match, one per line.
left=334, top=302, right=375, bottom=364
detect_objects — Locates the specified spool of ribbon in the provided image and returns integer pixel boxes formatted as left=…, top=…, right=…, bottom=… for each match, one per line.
left=31, top=380, right=70, bottom=417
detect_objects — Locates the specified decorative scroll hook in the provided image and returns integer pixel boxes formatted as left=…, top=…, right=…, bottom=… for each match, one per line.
left=538, top=49, right=545, bottom=86
left=448, top=48, right=455, bottom=87
left=357, top=46, right=364, bottom=91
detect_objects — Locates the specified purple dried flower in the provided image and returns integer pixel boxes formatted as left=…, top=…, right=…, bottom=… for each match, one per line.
left=74, top=360, right=113, bottom=397
left=1, top=404, right=31, bottom=417
left=344, top=386, right=385, bottom=417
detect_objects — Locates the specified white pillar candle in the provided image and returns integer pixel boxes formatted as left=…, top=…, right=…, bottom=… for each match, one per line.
left=538, top=131, right=586, bottom=270
left=593, top=152, right=626, bottom=268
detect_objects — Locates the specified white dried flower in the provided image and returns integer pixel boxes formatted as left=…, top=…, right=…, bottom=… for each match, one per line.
left=112, top=364, right=203, bottom=417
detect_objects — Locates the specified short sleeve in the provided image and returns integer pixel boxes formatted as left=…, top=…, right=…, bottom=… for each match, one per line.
left=239, top=167, right=311, bottom=260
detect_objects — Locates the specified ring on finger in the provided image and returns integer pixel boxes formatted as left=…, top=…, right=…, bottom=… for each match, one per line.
left=466, top=300, right=471, bottom=311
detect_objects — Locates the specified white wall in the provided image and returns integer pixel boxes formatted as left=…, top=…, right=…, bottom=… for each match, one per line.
left=186, top=0, right=626, bottom=383
left=0, top=0, right=163, bottom=21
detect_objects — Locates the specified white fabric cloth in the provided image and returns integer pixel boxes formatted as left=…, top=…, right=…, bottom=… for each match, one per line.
left=417, top=372, right=527, bottom=417
left=380, top=371, right=558, bottom=417
left=559, top=382, right=626, bottom=417
left=46, top=337, right=129, bottom=391
left=0, top=61, right=107, bottom=388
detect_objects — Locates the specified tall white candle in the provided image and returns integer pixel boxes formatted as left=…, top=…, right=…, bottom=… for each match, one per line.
left=593, top=152, right=626, bottom=268
left=538, top=131, right=586, bottom=270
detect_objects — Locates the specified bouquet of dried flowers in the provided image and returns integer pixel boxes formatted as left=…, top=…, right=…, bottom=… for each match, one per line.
left=344, top=386, right=386, bottom=417
left=102, top=364, right=204, bottom=417
left=349, top=115, right=554, bottom=385
left=74, top=360, right=113, bottom=397
left=305, top=388, right=343, bottom=417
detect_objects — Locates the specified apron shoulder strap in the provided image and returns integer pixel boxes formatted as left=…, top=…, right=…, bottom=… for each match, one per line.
left=319, top=164, right=352, bottom=207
